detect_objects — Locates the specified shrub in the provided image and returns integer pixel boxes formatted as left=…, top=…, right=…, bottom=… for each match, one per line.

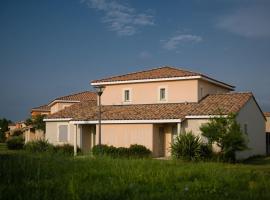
left=116, top=147, right=130, bottom=157
left=200, top=113, right=248, bottom=162
left=199, top=144, right=213, bottom=160
left=6, top=136, right=24, bottom=150
left=24, top=140, right=54, bottom=153
left=92, top=144, right=152, bottom=158
left=129, top=144, right=151, bottom=158
left=92, top=144, right=112, bottom=156
left=171, top=132, right=202, bottom=161
left=12, top=130, right=23, bottom=136
left=54, top=144, right=81, bottom=156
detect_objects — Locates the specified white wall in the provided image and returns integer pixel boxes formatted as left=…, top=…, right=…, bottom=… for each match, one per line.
left=236, top=98, right=266, bottom=159
left=45, top=122, right=82, bottom=148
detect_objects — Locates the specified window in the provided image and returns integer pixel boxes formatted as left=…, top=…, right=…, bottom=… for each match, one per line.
left=58, top=125, right=68, bottom=142
left=124, top=90, right=130, bottom=101
left=123, top=88, right=132, bottom=103
left=200, top=87, right=204, bottom=98
left=159, top=88, right=166, bottom=101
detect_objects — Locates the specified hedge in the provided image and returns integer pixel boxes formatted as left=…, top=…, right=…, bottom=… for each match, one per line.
left=92, top=144, right=151, bottom=158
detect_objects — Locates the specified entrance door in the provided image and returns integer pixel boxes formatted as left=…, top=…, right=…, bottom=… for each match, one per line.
left=158, top=127, right=165, bottom=157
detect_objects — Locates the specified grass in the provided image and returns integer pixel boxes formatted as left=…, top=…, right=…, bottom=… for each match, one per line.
left=0, top=150, right=270, bottom=200
left=0, top=143, right=7, bottom=151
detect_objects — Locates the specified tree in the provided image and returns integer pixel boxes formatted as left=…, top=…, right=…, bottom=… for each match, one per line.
left=25, top=115, right=46, bottom=132
left=0, top=118, right=12, bottom=142
left=200, top=113, right=248, bottom=162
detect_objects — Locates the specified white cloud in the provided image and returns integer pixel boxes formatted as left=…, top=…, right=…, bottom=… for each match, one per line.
left=82, top=0, right=154, bottom=36
left=162, top=34, right=202, bottom=50
left=217, top=5, right=270, bottom=38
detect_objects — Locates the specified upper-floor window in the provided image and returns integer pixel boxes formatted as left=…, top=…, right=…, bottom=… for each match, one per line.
left=158, top=87, right=167, bottom=102
left=123, top=88, right=132, bottom=103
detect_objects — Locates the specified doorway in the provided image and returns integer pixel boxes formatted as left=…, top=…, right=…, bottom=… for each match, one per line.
left=157, top=127, right=165, bottom=157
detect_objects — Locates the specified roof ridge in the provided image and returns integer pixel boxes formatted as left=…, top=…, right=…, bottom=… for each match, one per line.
left=91, top=66, right=199, bottom=83
left=91, top=66, right=169, bottom=83
left=54, top=90, right=95, bottom=101
left=208, top=91, right=253, bottom=96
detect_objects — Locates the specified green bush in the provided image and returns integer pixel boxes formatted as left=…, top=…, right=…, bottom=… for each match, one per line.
left=92, top=144, right=112, bottom=156
left=171, top=132, right=202, bottom=161
left=24, top=140, right=80, bottom=156
left=24, top=140, right=54, bottom=153
left=92, top=144, right=151, bottom=158
left=199, top=144, right=213, bottom=160
left=129, top=144, right=151, bottom=158
left=200, top=113, right=248, bottom=162
left=6, top=136, right=24, bottom=150
left=12, top=130, right=23, bottom=136
left=54, top=144, right=81, bottom=156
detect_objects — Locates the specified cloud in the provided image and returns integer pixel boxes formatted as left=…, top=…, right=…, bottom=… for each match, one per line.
left=162, top=34, right=202, bottom=50
left=217, top=4, right=270, bottom=38
left=82, top=0, right=154, bottom=36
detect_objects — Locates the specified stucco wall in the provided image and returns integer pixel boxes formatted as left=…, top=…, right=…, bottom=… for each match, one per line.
left=236, top=98, right=266, bottom=159
left=101, top=79, right=199, bottom=105
left=182, top=119, right=220, bottom=152
left=50, top=102, right=76, bottom=114
left=266, top=116, right=270, bottom=133
left=96, top=123, right=154, bottom=152
left=45, top=122, right=82, bottom=148
left=198, top=80, right=231, bottom=101
left=24, top=129, right=45, bottom=143
left=31, top=111, right=50, bottom=117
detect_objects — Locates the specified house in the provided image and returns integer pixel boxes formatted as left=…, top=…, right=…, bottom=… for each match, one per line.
left=31, top=104, right=51, bottom=117
left=24, top=91, right=96, bottom=143
left=265, top=112, right=270, bottom=155
left=31, top=91, right=97, bottom=116
left=44, top=66, right=266, bottom=159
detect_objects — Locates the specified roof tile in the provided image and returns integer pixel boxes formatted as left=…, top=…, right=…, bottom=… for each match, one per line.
left=46, top=92, right=253, bottom=121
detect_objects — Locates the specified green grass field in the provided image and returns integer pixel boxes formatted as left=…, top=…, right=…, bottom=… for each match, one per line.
left=0, top=150, right=270, bottom=200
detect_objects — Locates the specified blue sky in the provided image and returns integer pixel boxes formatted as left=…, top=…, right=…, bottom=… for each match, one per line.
left=0, top=0, right=270, bottom=121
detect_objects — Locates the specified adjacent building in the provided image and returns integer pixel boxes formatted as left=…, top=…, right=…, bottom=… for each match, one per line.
left=24, top=91, right=96, bottom=143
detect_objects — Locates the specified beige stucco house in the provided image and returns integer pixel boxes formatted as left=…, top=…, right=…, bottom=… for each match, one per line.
left=24, top=91, right=96, bottom=143
left=44, top=66, right=266, bottom=159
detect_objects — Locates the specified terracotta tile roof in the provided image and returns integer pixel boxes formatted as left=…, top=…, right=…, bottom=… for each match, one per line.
left=264, top=112, right=270, bottom=117
left=188, top=92, right=253, bottom=116
left=92, top=66, right=200, bottom=83
left=47, top=91, right=97, bottom=106
left=31, top=104, right=50, bottom=112
left=91, top=66, right=235, bottom=89
left=54, top=91, right=97, bottom=101
left=46, top=92, right=253, bottom=121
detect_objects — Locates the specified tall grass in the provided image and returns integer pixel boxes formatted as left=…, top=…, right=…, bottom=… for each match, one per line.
left=0, top=151, right=270, bottom=200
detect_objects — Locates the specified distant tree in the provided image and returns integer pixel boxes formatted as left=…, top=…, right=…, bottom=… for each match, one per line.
left=200, top=113, right=248, bottom=162
left=26, top=115, right=46, bottom=132
left=25, top=118, right=33, bottom=126
left=0, top=118, right=12, bottom=142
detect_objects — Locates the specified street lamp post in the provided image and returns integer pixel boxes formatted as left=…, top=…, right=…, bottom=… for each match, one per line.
left=94, top=85, right=105, bottom=145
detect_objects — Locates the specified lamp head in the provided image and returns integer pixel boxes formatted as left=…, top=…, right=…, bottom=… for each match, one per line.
left=94, top=85, right=105, bottom=96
